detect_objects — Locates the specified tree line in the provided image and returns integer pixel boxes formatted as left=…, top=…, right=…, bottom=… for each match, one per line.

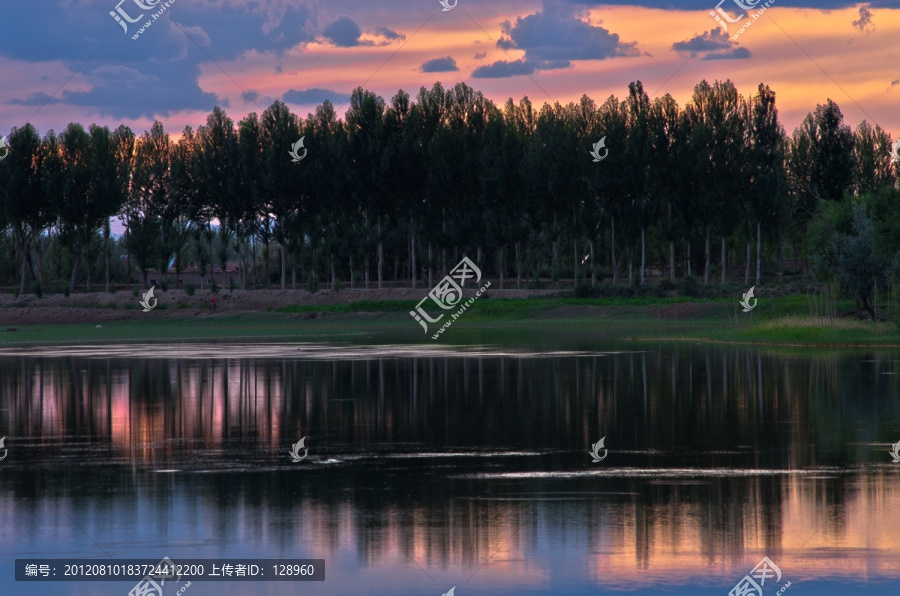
left=0, top=79, right=896, bottom=298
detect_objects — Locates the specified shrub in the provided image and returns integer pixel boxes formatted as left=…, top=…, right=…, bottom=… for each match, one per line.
left=528, top=272, right=547, bottom=290
left=574, top=282, right=599, bottom=299
left=208, top=277, right=219, bottom=294
left=228, top=277, right=237, bottom=292
left=184, top=281, right=196, bottom=297
left=31, top=281, right=42, bottom=298
left=159, top=278, right=169, bottom=292
left=658, top=278, right=676, bottom=291
left=679, top=274, right=700, bottom=298
left=132, top=285, right=140, bottom=297
left=64, top=285, right=70, bottom=298
left=306, top=271, right=319, bottom=295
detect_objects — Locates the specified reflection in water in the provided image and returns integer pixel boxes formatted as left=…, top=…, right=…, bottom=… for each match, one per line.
left=1, top=345, right=900, bottom=594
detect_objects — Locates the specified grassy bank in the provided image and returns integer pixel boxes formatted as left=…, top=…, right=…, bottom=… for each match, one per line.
left=1, top=294, right=899, bottom=347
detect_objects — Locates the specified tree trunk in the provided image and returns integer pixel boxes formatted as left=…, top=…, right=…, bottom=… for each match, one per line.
left=292, top=259, right=296, bottom=290
left=19, top=244, right=27, bottom=295
left=861, top=295, right=876, bottom=321
left=778, top=227, right=783, bottom=274
left=428, top=242, right=433, bottom=288
left=640, top=228, right=645, bottom=285
left=125, top=226, right=132, bottom=285
left=377, top=215, right=383, bottom=289
left=69, top=235, right=85, bottom=294
left=573, top=223, right=578, bottom=285
left=331, top=256, right=336, bottom=291
left=589, top=239, right=595, bottom=287
left=720, top=236, right=726, bottom=284
left=516, top=241, right=522, bottom=289
left=410, top=219, right=416, bottom=289
left=37, top=235, right=46, bottom=285
left=281, top=243, right=286, bottom=290
left=703, top=225, right=710, bottom=285
left=756, top=221, right=761, bottom=285
left=744, top=242, right=750, bottom=285
left=686, top=239, right=691, bottom=277
left=85, top=246, right=91, bottom=293
left=552, top=211, right=559, bottom=283
left=442, top=208, right=447, bottom=277
left=669, top=240, right=675, bottom=281
left=498, top=246, right=505, bottom=290
left=611, top=216, right=618, bottom=284
left=104, top=221, right=111, bottom=293
left=350, top=254, right=355, bottom=289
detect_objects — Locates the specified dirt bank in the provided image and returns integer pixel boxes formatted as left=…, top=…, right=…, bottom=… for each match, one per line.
left=0, top=286, right=558, bottom=325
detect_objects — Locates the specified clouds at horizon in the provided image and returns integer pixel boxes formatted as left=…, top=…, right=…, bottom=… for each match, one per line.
left=0, top=0, right=897, bottom=138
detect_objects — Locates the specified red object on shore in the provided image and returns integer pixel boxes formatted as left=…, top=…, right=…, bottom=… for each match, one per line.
left=210, top=298, right=216, bottom=311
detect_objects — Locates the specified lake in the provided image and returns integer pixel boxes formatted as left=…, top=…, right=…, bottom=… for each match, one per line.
left=1, top=337, right=899, bottom=595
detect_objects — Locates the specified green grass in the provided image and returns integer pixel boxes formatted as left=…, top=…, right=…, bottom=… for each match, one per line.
left=1, top=294, right=898, bottom=347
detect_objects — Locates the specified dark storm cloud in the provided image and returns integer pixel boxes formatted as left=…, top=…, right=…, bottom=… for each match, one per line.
left=322, top=16, right=369, bottom=47
left=421, top=57, right=460, bottom=73
left=852, top=5, right=875, bottom=33
left=472, top=1, right=639, bottom=78
left=472, top=59, right=536, bottom=79
left=283, top=88, right=350, bottom=106
left=672, top=29, right=750, bottom=60
left=374, top=26, right=406, bottom=41
left=556, top=0, right=897, bottom=8
left=0, top=1, right=315, bottom=120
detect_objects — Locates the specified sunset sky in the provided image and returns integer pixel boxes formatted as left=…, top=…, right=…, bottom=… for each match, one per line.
left=1, top=0, right=898, bottom=140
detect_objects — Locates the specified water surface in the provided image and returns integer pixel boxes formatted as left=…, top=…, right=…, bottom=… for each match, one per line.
left=2, top=340, right=899, bottom=594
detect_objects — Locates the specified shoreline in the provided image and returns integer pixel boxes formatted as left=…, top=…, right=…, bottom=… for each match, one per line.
left=0, top=289, right=898, bottom=348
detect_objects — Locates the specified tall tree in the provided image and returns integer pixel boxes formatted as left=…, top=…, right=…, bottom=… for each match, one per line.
left=683, top=80, right=745, bottom=284
left=196, top=107, right=239, bottom=284
left=0, top=124, right=54, bottom=293
left=744, top=84, right=787, bottom=284
left=345, top=87, right=387, bottom=288
left=260, top=100, right=302, bottom=290
left=853, top=121, right=895, bottom=195
left=788, top=99, right=856, bottom=211
left=43, top=124, right=94, bottom=293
